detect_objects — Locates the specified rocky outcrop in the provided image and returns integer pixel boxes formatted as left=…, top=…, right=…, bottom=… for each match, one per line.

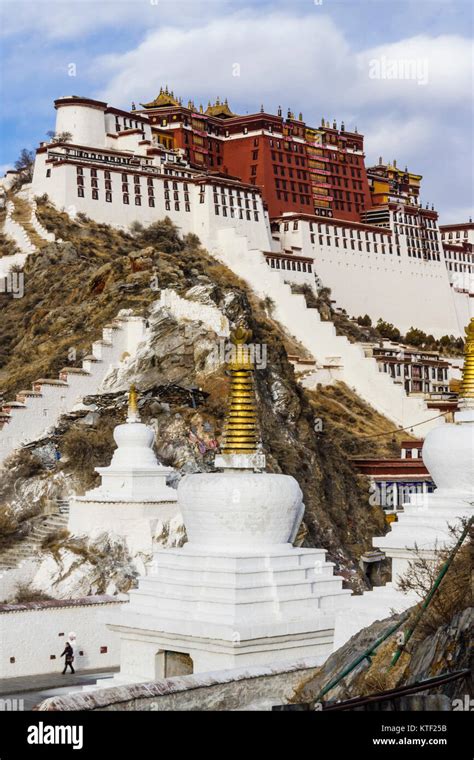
left=292, top=595, right=472, bottom=708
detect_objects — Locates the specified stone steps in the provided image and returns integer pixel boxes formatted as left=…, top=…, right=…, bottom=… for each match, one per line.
left=214, top=228, right=442, bottom=435
left=10, top=197, right=48, bottom=251
left=0, top=311, right=147, bottom=462
left=0, top=513, right=69, bottom=572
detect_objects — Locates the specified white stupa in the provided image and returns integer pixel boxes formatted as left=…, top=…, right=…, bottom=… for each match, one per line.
left=106, top=328, right=351, bottom=683
left=68, top=386, right=178, bottom=557
left=333, top=317, right=474, bottom=649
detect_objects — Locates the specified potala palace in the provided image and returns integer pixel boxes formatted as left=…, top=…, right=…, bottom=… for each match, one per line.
left=7, top=89, right=471, bottom=338
left=0, top=88, right=472, bottom=712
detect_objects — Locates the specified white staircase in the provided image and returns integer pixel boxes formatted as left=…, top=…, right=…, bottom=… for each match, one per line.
left=30, top=199, right=56, bottom=242
left=0, top=512, right=69, bottom=574
left=4, top=200, right=36, bottom=254
left=213, top=228, right=442, bottom=434
left=0, top=313, right=147, bottom=465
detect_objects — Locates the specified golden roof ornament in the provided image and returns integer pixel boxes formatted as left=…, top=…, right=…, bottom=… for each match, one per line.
left=460, top=317, right=474, bottom=399
left=140, top=88, right=181, bottom=109
left=204, top=98, right=237, bottom=119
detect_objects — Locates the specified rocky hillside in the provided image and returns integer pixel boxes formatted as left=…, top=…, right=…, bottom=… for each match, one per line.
left=292, top=538, right=472, bottom=708
left=0, top=199, right=414, bottom=590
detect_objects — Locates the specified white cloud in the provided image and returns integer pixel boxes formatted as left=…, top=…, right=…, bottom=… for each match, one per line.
left=362, top=116, right=434, bottom=166
left=356, top=35, right=472, bottom=105
left=95, top=12, right=352, bottom=114
left=0, top=0, right=234, bottom=40
left=95, top=13, right=471, bottom=123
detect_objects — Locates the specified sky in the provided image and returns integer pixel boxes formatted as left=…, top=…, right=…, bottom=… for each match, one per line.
left=0, top=0, right=472, bottom=222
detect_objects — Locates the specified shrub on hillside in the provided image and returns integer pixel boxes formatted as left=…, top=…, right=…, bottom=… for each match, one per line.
left=138, top=217, right=184, bottom=252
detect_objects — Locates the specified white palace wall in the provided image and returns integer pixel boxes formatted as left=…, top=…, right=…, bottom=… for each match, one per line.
left=279, top=221, right=462, bottom=338
left=32, top=158, right=268, bottom=252
left=0, top=597, right=123, bottom=678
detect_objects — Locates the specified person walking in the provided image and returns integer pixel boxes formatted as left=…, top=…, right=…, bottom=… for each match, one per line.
left=60, top=641, right=75, bottom=675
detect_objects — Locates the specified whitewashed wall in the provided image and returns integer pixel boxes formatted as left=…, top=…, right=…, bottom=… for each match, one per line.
left=279, top=221, right=462, bottom=338
left=0, top=597, right=124, bottom=677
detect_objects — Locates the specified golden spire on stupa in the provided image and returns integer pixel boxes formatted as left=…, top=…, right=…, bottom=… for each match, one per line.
left=460, top=317, right=474, bottom=399
left=127, top=384, right=140, bottom=422
left=221, top=326, right=259, bottom=454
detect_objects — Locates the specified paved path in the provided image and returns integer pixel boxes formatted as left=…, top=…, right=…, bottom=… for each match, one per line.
left=0, top=667, right=119, bottom=710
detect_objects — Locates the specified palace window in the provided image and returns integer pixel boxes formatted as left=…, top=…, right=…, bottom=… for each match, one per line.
left=92, top=189, right=99, bottom=200
left=91, top=178, right=98, bottom=188
left=165, top=201, right=171, bottom=211
left=77, top=167, right=83, bottom=175
left=185, top=203, right=190, bottom=212
left=105, top=180, right=112, bottom=190
left=77, top=187, right=84, bottom=198
left=134, top=175, right=140, bottom=185
left=148, top=197, right=155, bottom=207
left=246, top=211, right=251, bottom=220
left=174, top=202, right=180, bottom=211
left=173, top=191, right=179, bottom=201
left=134, top=185, right=140, bottom=195
left=105, top=171, right=111, bottom=179
left=215, top=205, right=219, bottom=215
left=135, top=196, right=141, bottom=205
left=91, top=169, right=97, bottom=178
left=46, top=169, right=51, bottom=177
left=148, top=187, right=154, bottom=196
left=122, top=183, right=128, bottom=193
left=77, top=176, right=84, bottom=186
left=106, top=192, right=112, bottom=203
left=123, top=194, right=129, bottom=204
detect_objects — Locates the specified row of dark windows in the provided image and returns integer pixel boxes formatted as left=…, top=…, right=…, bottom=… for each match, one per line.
left=214, top=206, right=259, bottom=221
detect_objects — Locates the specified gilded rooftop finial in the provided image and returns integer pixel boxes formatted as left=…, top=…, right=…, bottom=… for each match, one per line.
left=460, top=317, right=474, bottom=399
left=221, top=326, right=258, bottom=454
left=127, top=384, right=140, bottom=422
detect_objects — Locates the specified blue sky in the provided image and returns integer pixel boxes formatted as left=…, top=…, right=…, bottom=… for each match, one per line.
left=0, top=0, right=472, bottom=221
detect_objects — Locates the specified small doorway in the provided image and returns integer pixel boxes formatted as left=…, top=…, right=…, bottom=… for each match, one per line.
left=155, top=650, right=193, bottom=679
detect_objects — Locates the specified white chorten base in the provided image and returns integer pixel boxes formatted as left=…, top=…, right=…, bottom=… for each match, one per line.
left=374, top=489, right=473, bottom=582
left=107, top=544, right=352, bottom=682
left=333, top=583, right=419, bottom=651
left=333, top=488, right=473, bottom=651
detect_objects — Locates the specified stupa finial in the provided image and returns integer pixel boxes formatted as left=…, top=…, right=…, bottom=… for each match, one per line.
left=221, top=325, right=258, bottom=455
left=127, top=384, right=140, bottom=422
left=460, top=317, right=474, bottom=400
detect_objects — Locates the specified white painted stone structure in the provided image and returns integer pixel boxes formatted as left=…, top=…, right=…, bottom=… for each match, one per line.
left=0, top=596, right=122, bottom=678
left=106, top=448, right=351, bottom=682
left=333, top=393, right=474, bottom=649
left=69, top=389, right=178, bottom=556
